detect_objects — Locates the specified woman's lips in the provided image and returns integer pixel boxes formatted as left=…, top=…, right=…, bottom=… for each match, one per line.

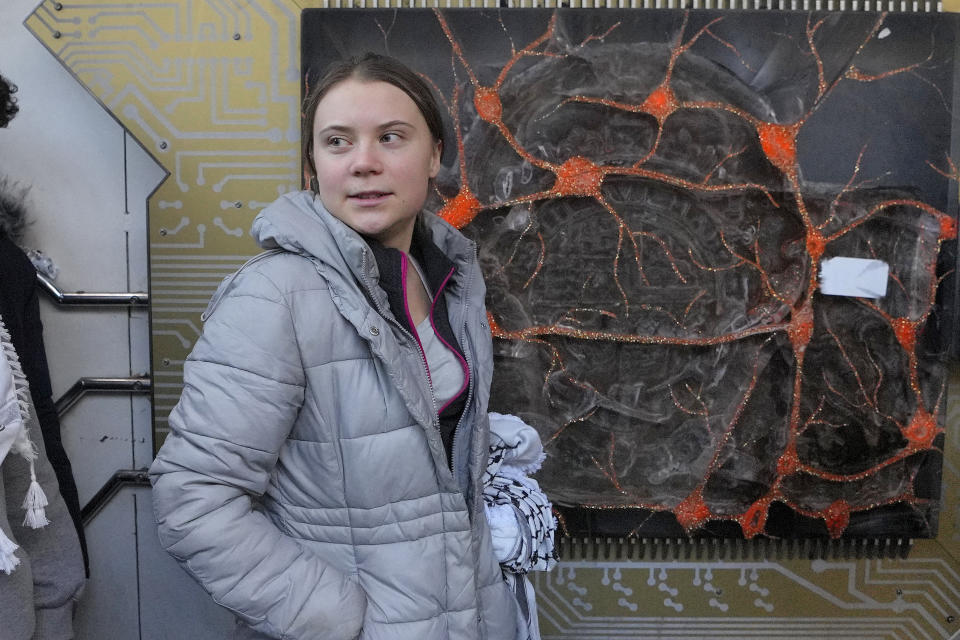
left=350, top=190, right=390, bottom=199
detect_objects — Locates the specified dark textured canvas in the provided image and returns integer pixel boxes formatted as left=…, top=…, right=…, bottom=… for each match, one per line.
left=302, top=8, right=958, bottom=540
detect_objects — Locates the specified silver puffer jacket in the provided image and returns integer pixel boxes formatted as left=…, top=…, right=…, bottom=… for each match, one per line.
left=150, top=191, right=518, bottom=640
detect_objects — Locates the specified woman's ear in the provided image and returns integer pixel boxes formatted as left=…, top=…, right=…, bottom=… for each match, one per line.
left=429, top=141, right=442, bottom=178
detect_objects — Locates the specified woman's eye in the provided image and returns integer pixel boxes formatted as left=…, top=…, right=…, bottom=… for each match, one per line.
left=327, top=136, right=348, bottom=147
left=380, top=132, right=401, bottom=143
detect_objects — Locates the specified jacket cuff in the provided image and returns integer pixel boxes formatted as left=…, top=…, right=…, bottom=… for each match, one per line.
left=33, top=599, right=77, bottom=640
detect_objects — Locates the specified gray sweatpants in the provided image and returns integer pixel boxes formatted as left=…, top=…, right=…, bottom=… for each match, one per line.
left=0, top=399, right=84, bottom=640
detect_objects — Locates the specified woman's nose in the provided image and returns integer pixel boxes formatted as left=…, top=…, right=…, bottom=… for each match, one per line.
left=350, top=142, right=383, bottom=175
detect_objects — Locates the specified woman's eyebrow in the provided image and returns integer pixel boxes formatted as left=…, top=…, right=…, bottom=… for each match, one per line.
left=315, top=120, right=414, bottom=135
left=316, top=124, right=353, bottom=135
left=377, top=120, right=414, bottom=130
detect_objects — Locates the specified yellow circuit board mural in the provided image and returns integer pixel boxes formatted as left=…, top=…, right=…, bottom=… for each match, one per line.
left=23, top=0, right=960, bottom=637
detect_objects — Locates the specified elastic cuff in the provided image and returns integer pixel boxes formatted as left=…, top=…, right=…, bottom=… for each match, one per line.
left=33, top=601, right=76, bottom=640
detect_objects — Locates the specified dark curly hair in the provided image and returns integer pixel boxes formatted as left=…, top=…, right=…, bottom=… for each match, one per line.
left=1, top=73, right=19, bottom=128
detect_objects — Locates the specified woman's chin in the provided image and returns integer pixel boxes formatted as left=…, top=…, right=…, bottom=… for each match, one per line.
left=354, top=220, right=414, bottom=250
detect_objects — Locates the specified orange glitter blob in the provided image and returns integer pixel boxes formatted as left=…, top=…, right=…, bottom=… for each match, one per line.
left=940, top=215, right=958, bottom=240
left=674, top=490, right=710, bottom=531
left=739, top=498, right=770, bottom=538
left=891, top=317, right=916, bottom=352
left=474, top=87, right=502, bottom=123
left=641, top=85, right=676, bottom=121
left=486, top=311, right=503, bottom=336
left=806, top=231, right=826, bottom=263
left=904, top=408, right=937, bottom=448
left=555, top=156, right=603, bottom=197
left=438, top=190, right=482, bottom=229
left=758, top=123, right=797, bottom=174
left=787, top=302, right=814, bottom=352
left=823, top=499, right=850, bottom=538
left=776, top=444, right=799, bottom=476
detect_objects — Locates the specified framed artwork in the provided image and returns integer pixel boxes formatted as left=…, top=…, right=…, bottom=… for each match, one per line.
left=302, top=8, right=958, bottom=542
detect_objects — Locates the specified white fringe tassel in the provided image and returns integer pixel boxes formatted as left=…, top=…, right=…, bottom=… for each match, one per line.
left=0, top=528, right=20, bottom=574
left=22, top=475, right=49, bottom=529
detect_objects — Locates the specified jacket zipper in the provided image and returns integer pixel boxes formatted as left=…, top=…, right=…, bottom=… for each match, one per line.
left=363, top=245, right=488, bottom=635
left=449, top=242, right=477, bottom=488
left=400, top=253, right=440, bottom=424
left=359, top=250, right=440, bottom=433
left=454, top=242, right=487, bottom=636
left=428, top=266, right=469, bottom=415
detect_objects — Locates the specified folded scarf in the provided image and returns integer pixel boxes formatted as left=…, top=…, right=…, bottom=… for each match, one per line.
left=484, top=412, right=558, bottom=640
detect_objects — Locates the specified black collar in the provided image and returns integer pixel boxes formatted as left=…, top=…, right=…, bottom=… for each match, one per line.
left=364, top=222, right=458, bottom=336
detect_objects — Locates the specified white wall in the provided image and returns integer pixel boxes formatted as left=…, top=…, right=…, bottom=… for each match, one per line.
left=0, top=0, right=233, bottom=637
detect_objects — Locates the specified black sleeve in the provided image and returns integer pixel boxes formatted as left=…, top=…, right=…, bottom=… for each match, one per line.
left=0, top=236, right=89, bottom=572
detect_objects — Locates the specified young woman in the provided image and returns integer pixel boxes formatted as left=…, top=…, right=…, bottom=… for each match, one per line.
left=150, top=54, right=522, bottom=639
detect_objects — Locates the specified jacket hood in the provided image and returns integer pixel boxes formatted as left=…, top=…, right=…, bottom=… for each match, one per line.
left=251, top=190, right=475, bottom=285
left=252, top=190, right=361, bottom=282
left=0, top=177, right=29, bottom=244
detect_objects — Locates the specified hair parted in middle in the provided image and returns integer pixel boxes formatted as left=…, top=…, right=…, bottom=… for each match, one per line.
left=301, top=53, right=446, bottom=187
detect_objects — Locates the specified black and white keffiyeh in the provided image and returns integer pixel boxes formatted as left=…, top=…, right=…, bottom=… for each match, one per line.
left=483, top=412, right=557, bottom=640
left=0, top=313, right=50, bottom=574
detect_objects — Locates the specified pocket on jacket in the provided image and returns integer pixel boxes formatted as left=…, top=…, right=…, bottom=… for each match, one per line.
left=273, top=439, right=343, bottom=507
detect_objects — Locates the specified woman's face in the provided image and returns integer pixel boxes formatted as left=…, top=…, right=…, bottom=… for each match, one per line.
left=311, top=78, right=441, bottom=252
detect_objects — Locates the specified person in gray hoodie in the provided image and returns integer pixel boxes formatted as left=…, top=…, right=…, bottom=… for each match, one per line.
left=150, top=53, right=520, bottom=639
left=0, top=70, right=85, bottom=640
left=0, top=72, right=87, bottom=574
left=1, top=313, right=85, bottom=639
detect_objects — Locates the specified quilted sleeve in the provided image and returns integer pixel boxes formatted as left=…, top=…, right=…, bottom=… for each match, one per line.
left=149, top=267, right=365, bottom=640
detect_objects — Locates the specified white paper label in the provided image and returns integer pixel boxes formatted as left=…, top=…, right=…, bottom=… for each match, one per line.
left=819, top=257, right=889, bottom=299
